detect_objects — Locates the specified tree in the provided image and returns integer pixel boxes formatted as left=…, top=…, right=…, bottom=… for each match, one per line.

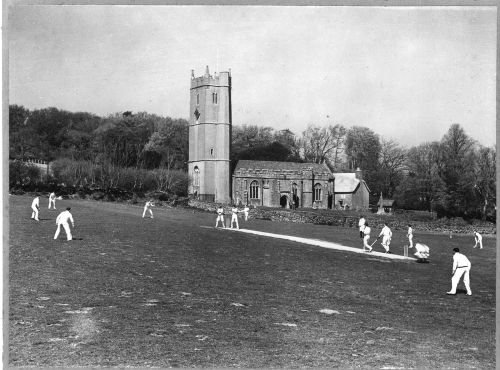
left=375, top=138, right=407, bottom=198
left=472, top=146, right=496, bottom=220
left=300, top=124, right=346, bottom=168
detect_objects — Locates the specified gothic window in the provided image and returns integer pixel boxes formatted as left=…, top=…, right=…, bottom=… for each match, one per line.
left=212, top=92, right=218, bottom=104
left=292, top=183, right=298, bottom=197
left=314, top=183, right=322, bottom=202
left=209, top=148, right=215, bottom=157
left=250, top=180, right=260, bottom=199
left=193, top=166, right=200, bottom=186
left=194, top=108, right=200, bottom=120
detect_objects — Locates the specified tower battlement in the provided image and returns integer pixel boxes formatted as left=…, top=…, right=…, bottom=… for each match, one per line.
left=190, top=66, right=231, bottom=89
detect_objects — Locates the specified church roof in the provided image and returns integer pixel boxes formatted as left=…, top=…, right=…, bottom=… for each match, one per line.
left=331, top=172, right=370, bottom=193
left=234, top=160, right=331, bottom=174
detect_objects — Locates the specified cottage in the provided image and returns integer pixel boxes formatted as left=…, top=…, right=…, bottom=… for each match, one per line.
left=331, top=168, right=370, bottom=210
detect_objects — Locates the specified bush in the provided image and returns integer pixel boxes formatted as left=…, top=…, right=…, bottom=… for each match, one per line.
left=9, top=160, right=43, bottom=190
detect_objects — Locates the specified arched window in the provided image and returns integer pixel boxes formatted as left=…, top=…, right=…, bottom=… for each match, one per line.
left=250, top=180, right=260, bottom=199
left=292, top=183, right=298, bottom=197
left=193, top=166, right=200, bottom=186
left=196, top=94, right=199, bottom=105
left=212, top=92, right=218, bottom=104
left=314, top=183, right=322, bottom=202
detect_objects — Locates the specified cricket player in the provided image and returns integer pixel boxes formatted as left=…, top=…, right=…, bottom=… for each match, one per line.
left=447, top=248, right=472, bottom=295
left=362, top=222, right=373, bottom=252
left=358, top=216, right=366, bottom=238
left=230, top=205, right=240, bottom=229
left=414, top=242, right=430, bottom=263
left=48, top=192, right=57, bottom=210
left=142, top=200, right=154, bottom=218
left=31, top=196, right=40, bottom=221
left=243, top=205, right=250, bottom=221
left=54, top=207, right=75, bottom=241
left=407, top=224, right=413, bottom=248
left=215, top=205, right=225, bottom=228
left=473, top=230, right=483, bottom=249
left=378, top=222, right=392, bottom=253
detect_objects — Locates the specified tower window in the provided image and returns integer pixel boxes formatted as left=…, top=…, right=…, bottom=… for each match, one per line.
left=209, top=148, right=215, bottom=157
left=193, top=166, right=200, bottom=186
left=196, top=94, right=199, bottom=105
left=250, top=180, right=260, bottom=199
left=314, top=183, right=322, bottom=202
left=212, top=92, right=218, bottom=104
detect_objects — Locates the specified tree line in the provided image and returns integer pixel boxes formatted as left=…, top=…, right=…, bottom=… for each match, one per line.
left=9, top=105, right=496, bottom=220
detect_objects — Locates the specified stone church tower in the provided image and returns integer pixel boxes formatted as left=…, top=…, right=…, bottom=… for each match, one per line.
left=188, top=66, right=232, bottom=203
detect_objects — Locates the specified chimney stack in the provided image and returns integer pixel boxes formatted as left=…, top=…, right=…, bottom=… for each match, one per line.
left=355, top=167, right=363, bottom=180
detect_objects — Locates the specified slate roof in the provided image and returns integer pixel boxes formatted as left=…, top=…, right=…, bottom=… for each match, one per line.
left=234, top=160, right=331, bottom=174
left=378, top=199, right=395, bottom=207
left=331, top=172, right=370, bottom=193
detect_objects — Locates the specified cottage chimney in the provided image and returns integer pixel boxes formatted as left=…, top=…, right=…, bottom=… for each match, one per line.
left=355, top=167, right=363, bottom=180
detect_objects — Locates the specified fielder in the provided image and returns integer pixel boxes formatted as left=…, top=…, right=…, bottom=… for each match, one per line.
left=243, top=205, right=250, bottom=221
left=48, top=192, right=57, bottom=210
left=447, top=248, right=472, bottom=296
left=473, top=230, right=483, bottom=249
left=407, top=224, right=413, bottom=248
left=142, top=200, right=154, bottom=218
left=230, top=205, right=240, bottom=229
left=31, top=196, right=40, bottom=221
left=358, top=216, right=366, bottom=238
left=414, top=242, right=430, bottom=263
left=215, top=205, right=225, bottom=228
left=54, top=207, right=75, bottom=241
left=362, top=222, right=373, bottom=252
left=378, top=222, right=392, bottom=253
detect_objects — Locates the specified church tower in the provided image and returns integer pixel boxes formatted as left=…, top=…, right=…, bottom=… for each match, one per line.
left=188, top=66, right=232, bottom=203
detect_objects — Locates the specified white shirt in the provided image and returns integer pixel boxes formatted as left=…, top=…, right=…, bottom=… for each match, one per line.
left=32, top=197, right=39, bottom=208
left=217, top=207, right=224, bottom=215
left=49, top=192, right=56, bottom=200
left=415, top=243, right=429, bottom=254
left=363, top=226, right=371, bottom=236
left=56, top=210, right=74, bottom=226
left=144, top=201, right=153, bottom=209
left=474, top=232, right=482, bottom=241
left=408, top=227, right=413, bottom=237
left=452, top=252, right=471, bottom=271
left=358, top=218, right=366, bottom=228
left=379, top=226, right=392, bottom=238
left=231, top=207, right=239, bottom=215
left=244, top=207, right=249, bottom=213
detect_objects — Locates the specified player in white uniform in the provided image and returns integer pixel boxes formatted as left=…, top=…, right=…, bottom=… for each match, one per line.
left=215, top=206, right=225, bottom=228
left=142, top=200, right=154, bottom=218
left=48, top=192, right=57, bottom=210
left=407, top=224, right=413, bottom=248
left=54, top=207, right=75, bottom=241
left=243, top=206, right=250, bottom=221
left=362, top=222, right=373, bottom=252
left=473, top=230, right=483, bottom=249
left=358, top=216, right=366, bottom=238
left=31, top=196, right=40, bottom=221
left=378, top=223, right=392, bottom=253
left=230, top=206, right=240, bottom=229
left=414, top=242, right=430, bottom=263
left=447, top=248, right=472, bottom=296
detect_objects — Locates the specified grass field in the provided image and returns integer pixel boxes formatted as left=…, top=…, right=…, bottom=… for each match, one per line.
left=8, top=195, right=496, bottom=368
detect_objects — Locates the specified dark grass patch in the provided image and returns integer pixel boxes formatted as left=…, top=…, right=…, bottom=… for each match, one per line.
left=8, top=195, right=495, bottom=368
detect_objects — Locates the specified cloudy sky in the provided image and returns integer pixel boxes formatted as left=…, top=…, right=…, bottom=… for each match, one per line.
left=8, top=5, right=497, bottom=147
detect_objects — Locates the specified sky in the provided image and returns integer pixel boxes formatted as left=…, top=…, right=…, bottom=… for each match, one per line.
left=8, top=5, right=497, bottom=147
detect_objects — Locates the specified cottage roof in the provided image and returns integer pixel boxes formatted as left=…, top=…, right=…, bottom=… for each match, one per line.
left=331, top=172, right=371, bottom=193
left=234, top=160, right=331, bottom=174
left=378, top=199, right=395, bottom=207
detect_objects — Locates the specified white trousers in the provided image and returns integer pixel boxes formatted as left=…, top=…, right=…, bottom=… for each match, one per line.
left=54, top=222, right=72, bottom=241
left=450, top=267, right=471, bottom=294
left=381, top=236, right=391, bottom=251
left=363, top=235, right=371, bottom=250
left=244, top=211, right=249, bottom=221
left=142, top=208, right=153, bottom=218
left=31, top=206, right=39, bottom=220
left=215, top=215, right=225, bottom=227
left=231, top=214, right=239, bottom=229
left=48, top=199, right=56, bottom=209
left=474, top=239, right=483, bottom=249
left=408, top=235, right=413, bottom=248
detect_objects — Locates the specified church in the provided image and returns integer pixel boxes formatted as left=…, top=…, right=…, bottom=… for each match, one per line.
left=187, top=66, right=369, bottom=210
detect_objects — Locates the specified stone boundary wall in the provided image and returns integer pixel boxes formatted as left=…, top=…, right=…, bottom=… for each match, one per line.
left=188, top=199, right=496, bottom=236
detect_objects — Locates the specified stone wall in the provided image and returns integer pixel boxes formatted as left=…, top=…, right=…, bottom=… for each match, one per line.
left=187, top=199, right=496, bottom=236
